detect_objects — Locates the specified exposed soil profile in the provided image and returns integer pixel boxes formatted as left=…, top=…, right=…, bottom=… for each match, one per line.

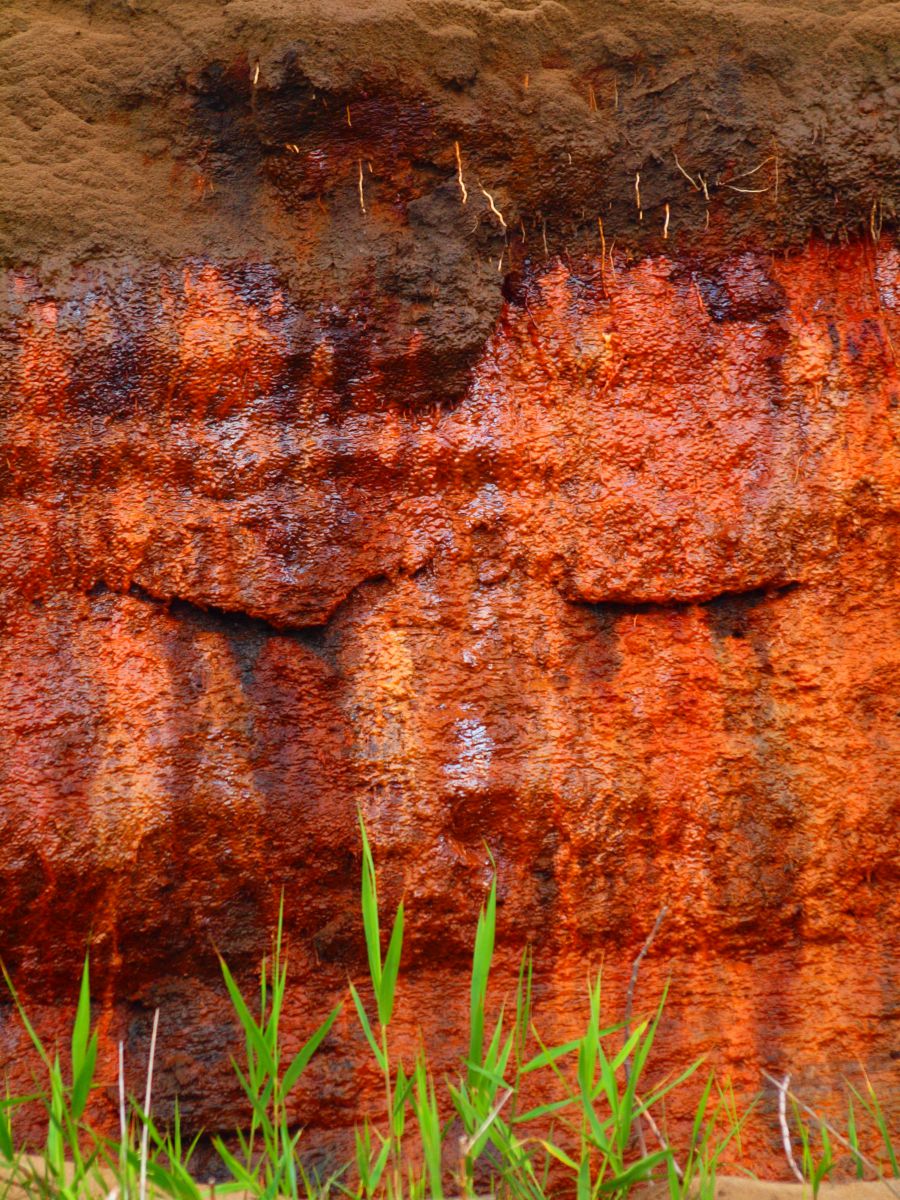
left=0, top=0, right=898, bottom=1182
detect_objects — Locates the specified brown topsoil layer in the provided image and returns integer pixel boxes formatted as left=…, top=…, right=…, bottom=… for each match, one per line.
left=1, top=0, right=899, bottom=272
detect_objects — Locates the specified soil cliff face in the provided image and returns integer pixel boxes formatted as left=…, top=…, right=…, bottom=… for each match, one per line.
left=0, top=0, right=898, bottom=1173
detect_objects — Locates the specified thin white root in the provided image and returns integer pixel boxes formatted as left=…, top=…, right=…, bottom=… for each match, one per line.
left=635, top=172, right=642, bottom=220
left=723, top=183, right=772, bottom=194
left=720, top=156, right=776, bottom=194
left=357, top=160, right=366, bottom=214
left=871, top=198, right=883, bottom=243
left=479, top=185, right=506, bottom=229
left=674, top=156, right=710, bottom=201
left=725, top=155, right=775, bottom=183
left=663, top=203, right=670, bottom=239
left=598, top=217, right=608, bottom=288
left=674, top=152, right=700, bottom=191
left=454, top=142, right=468, bottom=205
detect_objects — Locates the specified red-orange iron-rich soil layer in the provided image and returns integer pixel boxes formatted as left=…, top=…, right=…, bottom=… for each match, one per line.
left=0, top=237, right=898, bottom=1169
left=2, top=0, right=900, bottom=1177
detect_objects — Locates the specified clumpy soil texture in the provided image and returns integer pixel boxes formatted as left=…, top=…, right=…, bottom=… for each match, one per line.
left=0, top=0, right=898, bottom=1177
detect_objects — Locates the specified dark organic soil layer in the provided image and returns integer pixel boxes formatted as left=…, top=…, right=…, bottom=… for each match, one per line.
left=3, top=0, right=900, bottom=401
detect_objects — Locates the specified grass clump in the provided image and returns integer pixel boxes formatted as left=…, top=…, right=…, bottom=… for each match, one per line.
left=0, top=817, right=896, bottom=1200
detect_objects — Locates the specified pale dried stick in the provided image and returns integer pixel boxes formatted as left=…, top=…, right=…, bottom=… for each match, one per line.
left=118, top=1041, right=128, bottom=1200
left=461, top=1087, right=514, bottom=1158
left=635, top=1092, right=684, bottom=1179
left=139, top=1009, right=160, bottom=1200
left=624, top=907, right=668, bottom=1159
left=772, top=1073, right=804, bottom=1183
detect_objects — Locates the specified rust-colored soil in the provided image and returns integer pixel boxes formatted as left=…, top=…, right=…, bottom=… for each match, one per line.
left=0, top=0, right=898, bottom=1179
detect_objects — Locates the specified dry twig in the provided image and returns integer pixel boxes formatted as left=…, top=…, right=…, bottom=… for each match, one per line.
left=461, top=1088, right=514, bottom=1158
left=139, top=1009, right=160, bottom=1200
left=772, top=1073, right=804, bottom=1183
left=623, top=907, right=668, bottom=1159
left=762, top=1071, right=900, bottom=1198
left=118, top=1042, right=128, bottom=1200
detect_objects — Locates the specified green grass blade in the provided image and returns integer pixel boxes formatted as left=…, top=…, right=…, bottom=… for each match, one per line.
left=576, top=1152, right=591, bottom=1200
left=512, top=1096, right=574, bottom=1125
left=538, top=1139, right=578, bottom=1172
left=393, top=1062, right=412, bottom=1140
left=521, top=1037, right=583, bottom=1074
left=610, top=1022, right=647, bottom=1073
left=413, top=1055, right=443, bottom=1200
left=863, top=1077, right=899, bottom=1175
left=71, top=956, right=91, bottom=1087
left=349, top=983, right=386, bottom=1072
left=46, top=1056, right=65, bottom=1177
left=0, top=1093, right=21, bottom=1162
left=282, top=1002, right=343, bottom=1094
left=378, top=902, right=404, bottom=1028
left=219, top=955, right=278, bottom=1081
left=70, top=1029, right=98, bottom=1122
left=638, top=1058, right=705, bottom=1117
left=214, top=1136, right=261, bottom=1189
left=145, top=1156, right=205, bottom=1200
left=1, top=966, right=52, bottom=1072
left=467, top=1061, right=512, bottom=1090
left=358, top=812, right=383, bottom=1001
left=596, top=1150, right=669, bottom=1193
left=468, top=873, right=497, bottom=1084
left=847, top=1093, right=864, bottom=1180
